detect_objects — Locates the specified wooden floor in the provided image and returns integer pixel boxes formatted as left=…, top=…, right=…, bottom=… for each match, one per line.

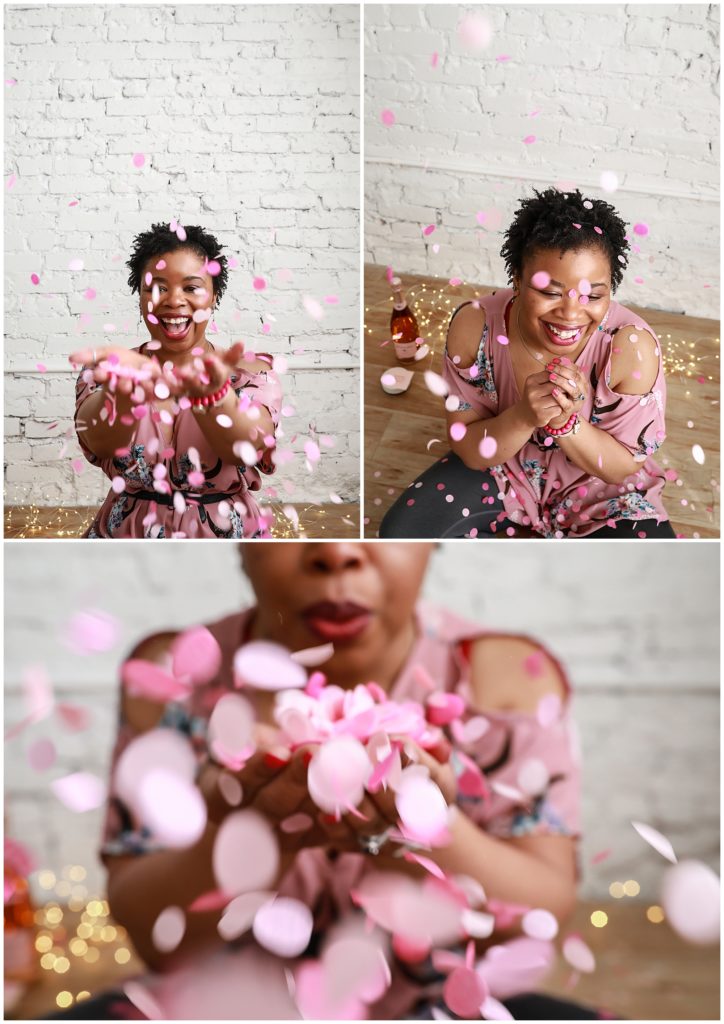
left=9, top=901, right=718, bottom=1020
left=365, top=264, right=720, bottom=538
left=3, top=503, right=359, bottom=540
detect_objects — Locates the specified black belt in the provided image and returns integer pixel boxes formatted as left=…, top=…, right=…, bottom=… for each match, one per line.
left=124, top=489, right=238, bottom=507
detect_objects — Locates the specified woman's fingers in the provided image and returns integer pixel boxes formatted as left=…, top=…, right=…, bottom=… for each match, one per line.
left=223, top=341, right=244, bottom=366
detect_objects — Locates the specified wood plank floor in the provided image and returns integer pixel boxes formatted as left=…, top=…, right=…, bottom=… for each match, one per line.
left=3, top=503, right=359, bottom=540
left=364, top=264, right=720, bottom=538
left=9, top=900, right=718, bottom=1020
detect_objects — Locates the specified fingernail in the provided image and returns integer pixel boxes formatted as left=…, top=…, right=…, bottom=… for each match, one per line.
left=320, top=813, right=338, bottom=825
left=263, top=752, right=288, bottom=770
left=549, top=373, right=557, bottom=381
left=553, top=387, right=560, bottom=396
left=302, top=751, right=314, bottom=767
left=552, top=358, right=561, bottom=364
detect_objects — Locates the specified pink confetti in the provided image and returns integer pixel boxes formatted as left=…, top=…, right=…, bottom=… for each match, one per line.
left=30, top=273, right=40, bottom=285
left=171, top=627, right=222, bottom=685
left=137, top=770, right=207, bottom=847
left=213, top=810, right=280, bottom=895
left=234, top=640, right=307, bottom=691
left=479, top=435, right=497, bottom=459
left=381, top=109, right=396, bottom=126
left=65, top=608, right=120, bottom=654
left=523, top=134, right=536, bottom=144
left=522, top=908, right=558, bottom=940
left=496, top=334, right=509, bottom=345
left=132, top=153, right=146, bottom=168
left=51, top=771, right=106, bottom=813
left=68, top=258, right=83, bottom=271
left=308, top=736, right=371, bottom=815
left=122, top=659, right=191, bottom=702
left=303, top=295, right=324, bottom=320
left=449, top=277, right=462, bottom=286
left=253, top=897, right=314, bottom=958
left=572, top=222, right=581, bottom=229
left=56, top=702, right=89, bottom=732
left=633, top=222, right=649, bottom=236
left=280, top=812, right=314, bottom=835
left=562, top=934, right=595, bottom=973
left=396, top=771, right=449, bottom=845
left=536, top=693, right=561, bottom=727
left=304, top=440, right=321, bottom=463
left=431, top=51, right=439, bottom=68
left=496, top=54, right=511, bottom=62
left=449, top=421, right=467, bottom=442
left=217, top=890, right=273, bottom=941
left=252, top=276, right=266, bottom=291
left=661, top=860, right=720, bottom=945
left=6, top=173, right=16, bottom=190
left=152, top=906, right=186, bottom=953
left=457, top=13, right=492, bottom=50
left=591, top=848, right=612, bottom=865
left=423, top=224, right=436, bottom=236
left=426, top=691, right=465, bottom=726
left=691, top=444, right=705, bottom=465
left=634, top=276, right=644, bottom=284
left=84, top=288, right=96, bottom=300
left=324, top=294, right=339, bottom=304
left=207, top=694, right=255, bottom=771
left=444, top=966, right=488, bottom=1018
left=111, top=476, right=125, bottom=494
left=632, top=820, right=677, bottom=863
left=531, top=271, right=551, bottom=289
left=71, top=457, right=85, bottom=475
left=600, top=171, right=619, bottom=193
left=36, top=362, right=47, bottom=373
left=424, top=370, right=448, bottom=397
left=206, top=260, right=221, bottom=276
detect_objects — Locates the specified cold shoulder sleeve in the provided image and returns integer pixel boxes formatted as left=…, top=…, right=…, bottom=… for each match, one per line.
left=442, top=320, right=500, bottom=420
left=452, top=704, right=581, bottom=840
left=590, top=328, right=667, bottom=463
left=231, top=358, right=283, bottom=475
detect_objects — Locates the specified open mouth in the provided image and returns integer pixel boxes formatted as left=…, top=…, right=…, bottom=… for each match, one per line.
left=158, top=316, right=192, bottom=340
left=302, top=601, right=372, bottom=643
left=541, top=321, right=587, bottom=346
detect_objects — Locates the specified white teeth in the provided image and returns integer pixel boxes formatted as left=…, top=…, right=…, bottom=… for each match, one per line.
left=545, top=322, right=581, bottom=339
left=161, top=317, right=189, bottom=325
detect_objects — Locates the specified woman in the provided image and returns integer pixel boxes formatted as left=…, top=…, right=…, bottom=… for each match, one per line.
left=380, top=189, right=673, bottom=539
left=75, top=543, right=607, bottom=1020
left=72, top=223, right=282, bottom=539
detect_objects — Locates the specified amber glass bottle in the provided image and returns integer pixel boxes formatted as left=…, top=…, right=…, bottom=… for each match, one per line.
left=390, top=277, right=420, bottom=362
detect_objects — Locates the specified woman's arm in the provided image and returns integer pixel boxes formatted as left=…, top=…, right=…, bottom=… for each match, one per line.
left=426, top=635, right=577, bottom=923
left=546, top=328, right=661, bottom=485
left=445, top=305, right=561, bottom=471
left=190, top=359, right=275, bottom=468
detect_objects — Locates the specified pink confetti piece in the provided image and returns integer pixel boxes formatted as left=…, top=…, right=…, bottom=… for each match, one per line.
left=280, top=812, right=314, bottom=835
left=323, top=294, right=339, bottom=304
left=111, top=476, right=126, bottom=494
left=233, top=640, right=307, bottom=691
left=213, top=810, right=280, bottom=895
left=590, top=848, right=612, bottom=865
left=290, top=642, right=334, bottom=667
left=304, top=439, right=321, bottom=463
left=562, top=934, right=595, bottom=973
left=68, top=199, right=79, bottom=206
left=28, top=737, right=57, bottom=772
left=661, top=860, right=720, bottom=945
left=136, top=769, right=207, bottom=847
left=457, top=13, right=492, bottom=50
left=479, top=435, right=497, bottom=459
left=30, top=273, right=40, bottom=285
left=691, top=444, right=705, bottom=465
left=252, top=897, right=314, bottom=958
left=531, top=271, right=550, bottom=289
left=6, top=173, right=16, bottom=190
left=525, top=651, right=546, bottom=679
left=572, top=222, right=581, bottom=229
left=217, top=890, right=274, bottom=941
left=426, top=691, right=465, bottom=726
left=522, top=908, right=558, bottom=941
left=523, top=134, right=536, bottom=144
left=396, top=772, right=449, bottom=845
left=308, top=736, right=371, bottom=814
left=496, top=54, right=511, bottom=61
left=132, top=153, right=146, bottom=168
left=600, top=170, right=618, bottom=193
left=496, top=334, right=509, bottom=345
left=449, top=421, right=467, bottom=442
left=632, top=820, right=677, bottom=863
left=188, top=889, right=230, bottom=914
left=431, top=51, right=439, bottom=68
left=83, top=287, right=96, bottom=300
left=123, top=981, right=165, bottom=1022
left=518, top=757, right=549, bottom=796
left=71, top=457, right=85, bottom=475
left=68, top=258, right=83, bottom=271
left=252, top=276, right=267, bottom=291
left=303, top=295, right=324, bottom=320
left=381, top=109, right=395, bottom=126
left=205, top=260, right=221, bottom=276
left=536, top=692, right=561, bottom=727
left=152, top=906, right=186, bottom=953
left=65, top=608, right=120, bottom=654
left=51, top=771, right=106, bottom=813
left=476, top=211, right=487, bottom=225
left=171, top=627, right=222, bottom=685
left=633, top=276, right=644, bottom=284
left=633, top=222, right=649, bottom=236
left=208, top=694, right=255, bottom=771
left=424, top=370, right=448, bottom=397
left=449, top=277, right=462, bottom=286
left=56, top=702, right=90, bottom=732
left=423, top=224, right=436, bottom=236
left=36, top=362, right=47, bottom=373
left=121, top=659, right=192, bottom=702
left=444, top=966, right=488, bottom=1018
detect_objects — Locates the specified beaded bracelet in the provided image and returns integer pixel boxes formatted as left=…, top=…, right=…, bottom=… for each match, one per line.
left=545, top=412, right=580, bottom=437
left=190, top=378, right=232, bottom=413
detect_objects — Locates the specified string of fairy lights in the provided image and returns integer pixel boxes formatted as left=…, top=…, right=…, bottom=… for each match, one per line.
left=365, top=276, right=720, bottom=536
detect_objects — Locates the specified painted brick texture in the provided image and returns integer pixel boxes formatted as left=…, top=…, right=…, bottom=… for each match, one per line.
left=365, top=4, right=719, bottom=318
left=5, top=4, right=360, bottom=505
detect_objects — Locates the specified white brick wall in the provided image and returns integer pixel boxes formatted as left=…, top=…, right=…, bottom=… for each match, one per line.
left=4, top=542, right=719, bottom=900
left=4, top=4, right=360, bottom=506
left=365, top=4, right=720, bottom=318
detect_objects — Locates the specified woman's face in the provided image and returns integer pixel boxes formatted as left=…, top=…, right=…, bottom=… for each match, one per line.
left=514, top=246, right=612, bottom=359
left=241, top=543, right=435, bottom=687
left=139, top=248, right=216, bottom=356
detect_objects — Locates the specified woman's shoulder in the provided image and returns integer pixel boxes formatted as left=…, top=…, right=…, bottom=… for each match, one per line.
left=466, top=632, right=569, bottom=714
left=600, top=300, right=662, bottom=396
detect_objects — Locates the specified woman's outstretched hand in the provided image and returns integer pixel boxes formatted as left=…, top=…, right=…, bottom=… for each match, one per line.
left=69, top=346, right=168, bottom=400
left=172, top=342, right=245, bottom=400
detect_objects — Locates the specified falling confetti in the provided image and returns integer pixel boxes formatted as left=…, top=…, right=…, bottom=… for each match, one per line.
left=457, top=13, right=492, bottom=50
left=381, top=109, right=395, bottom=126
left=132, top=153, right=146, bottom=168
left=632, top=821, right=677, bottom=864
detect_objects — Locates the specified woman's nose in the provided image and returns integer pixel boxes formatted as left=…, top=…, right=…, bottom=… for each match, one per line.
left=304, top=543, right=367, bottom=573
left=553, top=290, right=581, bottom=320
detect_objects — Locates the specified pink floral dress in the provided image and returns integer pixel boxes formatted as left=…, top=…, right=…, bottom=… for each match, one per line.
left=101, top=603, right=580, bottom=1019
left=75, top=353, right=282, bottom=538
left=443, top=289, right=668, bottom=537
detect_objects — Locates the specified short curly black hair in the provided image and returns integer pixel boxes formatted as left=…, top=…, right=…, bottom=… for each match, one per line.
left=126, top=222, right=229, bottom=302
left=500, top=188, right=630, bottom=292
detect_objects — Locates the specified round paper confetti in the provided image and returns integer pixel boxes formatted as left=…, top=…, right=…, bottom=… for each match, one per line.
left=132, top=153, right=146, bottom=168
left=599, top=171, right=619, bottom=193
left=633, top=223, right=649, bottom=236
left=661, top=860, right=720, bottom=945
left=381, top=109, right=395, bottom=126
left=152, top=906, right=186, bottom=953
left=692, top=444, right=705, bottom=465
left=252, top=897, right=314, bottom=958
left=531, top=271, right=551, bottom=289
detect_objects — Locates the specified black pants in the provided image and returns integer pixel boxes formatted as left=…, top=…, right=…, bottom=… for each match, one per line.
left=48, top=989, right=607, bottom=1020
left=379, top=451, right=675, bottom=539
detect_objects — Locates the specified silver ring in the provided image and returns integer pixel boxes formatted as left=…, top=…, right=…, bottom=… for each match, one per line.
left=575, top=391, right=585, bottom=402
left=357, top=829, right=392, bottom=856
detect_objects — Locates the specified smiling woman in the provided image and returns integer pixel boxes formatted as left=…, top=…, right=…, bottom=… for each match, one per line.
left=379, top=189, right=674, bottom=540
left=72, top=224, right=282, bottom=539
